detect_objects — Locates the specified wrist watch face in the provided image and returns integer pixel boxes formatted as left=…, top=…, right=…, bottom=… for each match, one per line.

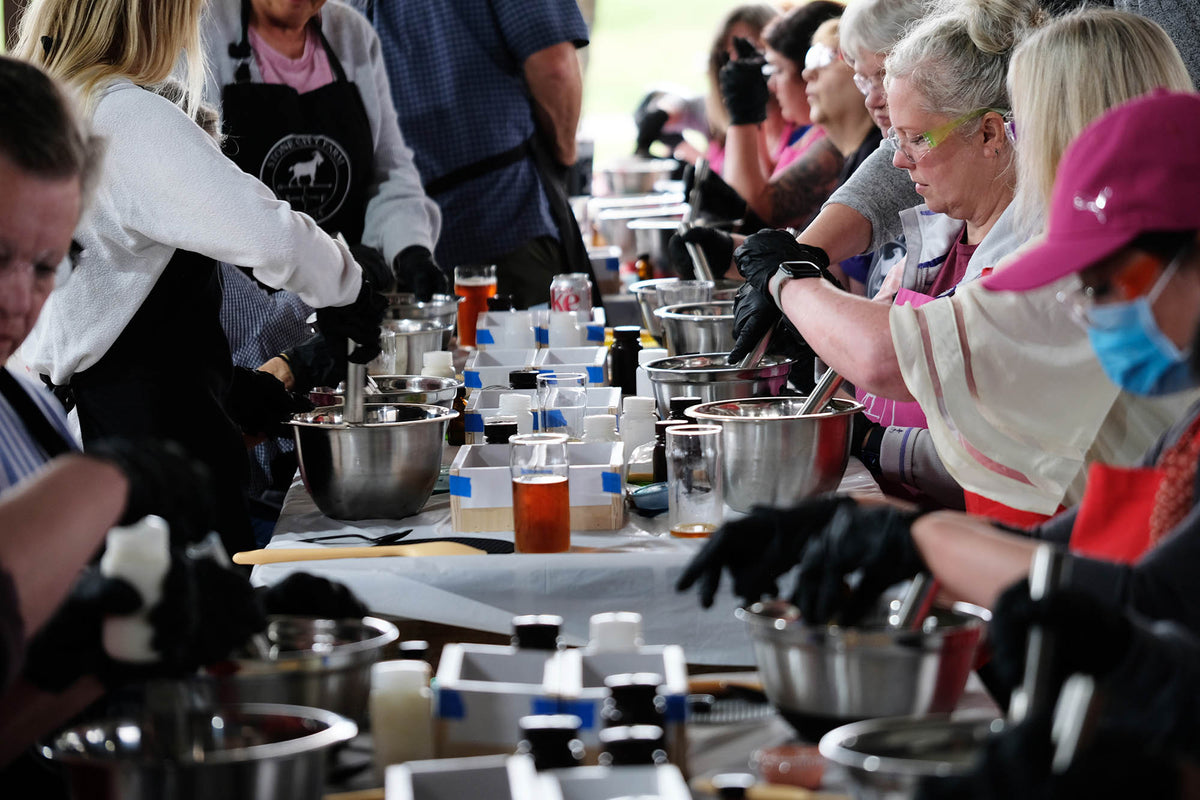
left=778, top=260, right=824, bottom=279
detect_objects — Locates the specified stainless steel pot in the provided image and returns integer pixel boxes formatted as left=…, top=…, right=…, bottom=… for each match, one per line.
left=630, top=277, right=680, bottom=337
left=654, top=301, right=734, bottom=355
left=687, top=396, right=862, bottom=511
left=820, top=715, right=1003, bottom=800
left=43, top=703, right=357, bottom=800
left=599, top=158, right=679, bottom=195
left=290, top=403, right=455, bottom=520
left=628, top=217, right=679, bottom=273
left=738, top=600, right=989, bottom=741
left=381, top=318, right=455, bottom=374
left=211, top=617, right=399, bottom=724
left=643, top=352, right=793, bottom=416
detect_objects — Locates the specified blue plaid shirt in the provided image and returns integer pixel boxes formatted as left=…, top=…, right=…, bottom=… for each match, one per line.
left=361, top=0, right=588, bottom=267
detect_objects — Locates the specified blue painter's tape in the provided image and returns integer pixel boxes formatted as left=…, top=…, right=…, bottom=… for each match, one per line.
left=465, top=371, right=482, bottom=389
left=601, top=471, right=622, bottom=494
left=558, top=699, right=597, bottom=730
left=587, top=366, right=605, bottom=384
left=437, top=687, right=465, bottom=719
left=531, top=697, right=558, bottom=716
left=664, top=693, right=688, bottom=723
left=448, top=475, right=471, bottom=498
left=536, top=327, right=550, bottom=345
left=586, top=324, right=604, bottom=343
left=545, top=409, right=569, bottom=429
left=476, top=328, right=495, bottom=345
left=465, top=414, right=485, bottom=433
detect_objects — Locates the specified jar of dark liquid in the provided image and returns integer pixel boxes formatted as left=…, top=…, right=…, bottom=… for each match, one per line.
left=484, top=415, right=518, bottom=444
left=517, top=714, right=585, bottom=771
left=609, top=326, right=642, bottom=396
left=598, top=725, right=667, bottom=766
left=652, top=419, right=688, bottom=484
left=668, top=396, right=702, bottom=421
left=511, top=614, right=563, bottom=650
left=509, top=368, right=541, bottom=390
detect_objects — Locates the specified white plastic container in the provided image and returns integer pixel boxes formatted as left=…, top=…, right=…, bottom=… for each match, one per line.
left=548, top=312, right=585, bottom=348
left=422, top=351, right=456, bottom=380
left=619, top=397, right=657, bottom=452
left=99, top=515, right=171, bottom=663
left=371, top=660, right=434, bottom=777
left=499, top=393, right=535, bottom=436
left=587, top=612, right=644, bottom=653
left=581, top=415, right=619, bottom=443
left=635, top=349, right=668, bottom=399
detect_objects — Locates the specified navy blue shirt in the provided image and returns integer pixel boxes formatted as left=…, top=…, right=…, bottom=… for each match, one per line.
left=362, top=0, right=588, bottom=267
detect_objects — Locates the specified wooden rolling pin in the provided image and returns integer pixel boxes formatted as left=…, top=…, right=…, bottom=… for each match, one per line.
left=233, top=541, right=485, bottom=565
left=693, top=777, right=849, bottom=800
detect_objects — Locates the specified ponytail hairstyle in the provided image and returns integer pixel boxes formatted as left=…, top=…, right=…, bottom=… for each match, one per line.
left=14, top=0, right=208, bottom=118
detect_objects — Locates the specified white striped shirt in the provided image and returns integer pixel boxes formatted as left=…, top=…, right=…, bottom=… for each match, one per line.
left=0, top=369, right=78, bottom=494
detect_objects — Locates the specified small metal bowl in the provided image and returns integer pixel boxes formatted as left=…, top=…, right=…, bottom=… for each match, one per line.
left=630, top=277, right=680, bottom=337
left=643, top=352, right=794, bottom=417
left=309, top=376, right=461, bottom=410
left=654, top=301, right=734, bottom=356
left=819, top=715, right=1003, bottom=800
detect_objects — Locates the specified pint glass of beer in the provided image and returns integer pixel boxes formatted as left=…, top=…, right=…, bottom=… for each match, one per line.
left=666, top=424, right=723, bottom=539
left=510, top=433, right=571, bottom=553
left=453, top=264, right=498, bottom=348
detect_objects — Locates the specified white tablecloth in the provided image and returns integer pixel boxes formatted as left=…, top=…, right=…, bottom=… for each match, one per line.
left=253, top=459, right=883, bottom=666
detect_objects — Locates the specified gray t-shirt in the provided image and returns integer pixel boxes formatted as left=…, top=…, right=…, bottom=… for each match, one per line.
left=823, top=138, right=920, bottom=256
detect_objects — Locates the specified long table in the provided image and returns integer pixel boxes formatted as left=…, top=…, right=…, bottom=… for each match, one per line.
left=252, top=459, right=883, bottom=666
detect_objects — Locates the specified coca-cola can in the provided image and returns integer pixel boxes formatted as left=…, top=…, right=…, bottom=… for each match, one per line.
left=550, top=273, right=593, bottom=315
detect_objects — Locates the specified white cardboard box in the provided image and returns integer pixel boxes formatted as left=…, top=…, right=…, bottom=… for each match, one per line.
left=463, top=349, right=539, bottom=391
left=540, top=764, right=691, bottom=800
left=449, top=443, right=625, bottom=532
left=463, top=387, right=622, bottom=444
left=533, top=347, right=609, bottom=386
left=386, top=753, right=540, bottom=800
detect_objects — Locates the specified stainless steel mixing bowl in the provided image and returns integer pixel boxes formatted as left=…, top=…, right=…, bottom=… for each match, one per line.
left=381, top=318, right=455, bottom=374
left=600, top=158, right=679, bottom=195
left=630, top=277, right=680, bottom=337
left=738, top=600, right=988, bottom=741
left=643, top=353, right=794, bottom=416
left=210, top=616, right=399, bottom=724
left=384, top=293, right=462, bottom=348
left=819, top=715, right=1003, bottom=800
left=290, top=403, right=455, bottom=520
left=687, top=396, right=862, bottom=511
left=43, top=703, right=357, bottom=800
left=309, top=375, right=461, bottom=409
left=654, top=301, right=735, bottom=355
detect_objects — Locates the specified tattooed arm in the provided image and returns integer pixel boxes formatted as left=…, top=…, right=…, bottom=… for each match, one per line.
left=723, top=123, right=845, bottom=229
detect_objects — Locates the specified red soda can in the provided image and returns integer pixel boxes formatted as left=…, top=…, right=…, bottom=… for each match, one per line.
left=550, top=273, right=593, bottom=315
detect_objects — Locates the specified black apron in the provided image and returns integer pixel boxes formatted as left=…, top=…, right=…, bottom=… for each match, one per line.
left=221, top=1, right=375, bottom=245
left=66, top=249, right=255, bottom=555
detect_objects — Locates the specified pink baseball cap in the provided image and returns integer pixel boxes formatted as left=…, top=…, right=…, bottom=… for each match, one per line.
left=984, top=90, right=1200, bottom=293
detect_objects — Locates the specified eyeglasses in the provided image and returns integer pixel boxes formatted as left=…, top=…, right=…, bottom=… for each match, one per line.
left=803, top=43, right=839, bottom=73
left=1057, top=244, right=1190, bottom=328
left=0, top=239, right=81, bottom=291
left=886, top=107, right=1007, bottom=164
left=852, top=70, right=885, bottom=98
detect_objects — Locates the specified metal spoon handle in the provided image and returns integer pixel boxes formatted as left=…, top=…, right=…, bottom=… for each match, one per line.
left=344, top=342, right=365, bottom=424
left=678, top=221, right=715, bottom=282
left=736, top=318, right=778, bottom=369
left=890, top=573, right=939, bottom=630
left=1010, top=544, right=1066, bottom=723
left=797, top=366, right=844, bottom=415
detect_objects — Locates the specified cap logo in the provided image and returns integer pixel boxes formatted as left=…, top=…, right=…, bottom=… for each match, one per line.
left=1073, top=187, right=1112, bottom=224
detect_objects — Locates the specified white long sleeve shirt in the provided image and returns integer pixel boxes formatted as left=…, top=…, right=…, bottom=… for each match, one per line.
left=27, top=80, right=364, bottom=384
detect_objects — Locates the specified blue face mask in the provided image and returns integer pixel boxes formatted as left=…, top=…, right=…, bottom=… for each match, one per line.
left=1086, top=261, right=1195, bottom=395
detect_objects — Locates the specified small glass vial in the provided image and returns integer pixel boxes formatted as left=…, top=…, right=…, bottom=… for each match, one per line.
left=609, top=326, right=642, bottom=396
left=370, top=660, right=433, bottom=778
left=447, top=385, right=468, bottom=446
left=620, top=396, right=657, bottom=452
left=485, top=414, right=519, bottom=444
left=517, top=714, right=585, bottom=771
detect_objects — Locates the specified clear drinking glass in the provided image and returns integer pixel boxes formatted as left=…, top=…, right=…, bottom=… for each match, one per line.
left=537, top=372, right=589, bottom=440
left=367, top=328, right=397, bottom=375
left=666, top=424, right=724, bottom=538
left=510, top=433, right=571, bottom=553
left=454, top=264, right=498, bottom=348
left=656, top=279, right=713, bottom=308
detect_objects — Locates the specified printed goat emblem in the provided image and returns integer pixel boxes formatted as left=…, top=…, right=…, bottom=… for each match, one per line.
left=288, top=151, right=326, bottom=186
left=1073, top=186, right=1112, bottom=224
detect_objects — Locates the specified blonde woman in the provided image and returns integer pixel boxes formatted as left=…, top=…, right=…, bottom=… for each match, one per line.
left=14, top=0, right=386, bottom=553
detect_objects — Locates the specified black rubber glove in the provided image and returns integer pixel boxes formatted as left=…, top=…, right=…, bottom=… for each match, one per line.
left=681, top=163, right=748, bottom=222
left=676, top=495, right=857, bottom=608
left=729, top=281, right=780, bottom=364
left=282, top=333, right=340, bottom=395
left=719, top=37, right=769, bottom=126
left=258, top=572, right=368, bottom=619
left=316, top=277, right=387, bottom=364
left=988, top=579, right=1133, bottom=705
left=668, top=227, right=735, bottom=280
left=87, top=438, right=216, bottom=547
left=635, top=107, right=671, bottom=157
left=915, top=714, right=1055, bottom=800
left=227, top=366, right=313, bottom=437
left=794, top=502, right=924, bottom=625
left=393, top=245, right=449, bottom=301
left=350, top=243, right=395, bottom=292
left=734, top=230, right=834, bottom=297
left=23, top=566, right=143, bottom=691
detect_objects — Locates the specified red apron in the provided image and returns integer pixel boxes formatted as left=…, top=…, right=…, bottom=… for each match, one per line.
left=963, top=492, right=1058, bottom=529
left=1068, top=462, right=1160, bottom=564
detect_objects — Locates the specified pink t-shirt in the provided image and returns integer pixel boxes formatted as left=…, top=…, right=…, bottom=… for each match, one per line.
left=772, top=126, right=827, bottom=177
left=249, top=25, right=335, bottom=94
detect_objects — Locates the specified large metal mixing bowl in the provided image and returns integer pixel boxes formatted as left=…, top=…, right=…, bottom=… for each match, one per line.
left=738, top=600, right=988, bottom=741
left=43, top=703, right=357, bottom=800
left=595, top=204, right=687, bottom=263
left=687, top=396, right=862, bottom=511
left=643, top=353, right=794, bottom=416
left=384, top=293, right=462, bottom=348
left=654, top=301, right=734, bottom=355
left=630, top=277, right=680, bottom=337
left=819, top=715, right=1003, bottom=800
left=210, top=616, right=399, bottom=725
left=290, top=403, right=455, bottom=520
left=600, top=158, right=679, bottom=195
left=381, top=318, right=454, bottom=374
left=310, top=375, right=461, bottom=409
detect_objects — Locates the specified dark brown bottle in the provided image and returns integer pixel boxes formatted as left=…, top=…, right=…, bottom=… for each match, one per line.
left=652, top=419, right=688, bottom=483
left=609, top=326, right=642, bottom=396
left=447, top=386, right=467, bottom=446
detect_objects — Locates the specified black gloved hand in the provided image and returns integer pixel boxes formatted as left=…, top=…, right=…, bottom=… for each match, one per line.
left=719, top=37, right=769, bottom=126
left=734, top=230, right=834, bottom=297
left=635, top=107, right=671, bottom=157
left=23, top=566, right=143, bottom=691
left=989, top=579, right=1135, bottom=708
left=681, top=163, right=748, bottom=222
left=915, top=714, right=1054, bottom=800
left=668, top=227, right=735, bottom=280
left=258, top=572, right=369, bottom=619
left=316, top=278, right=387, bottom=364
left=729, top=281, right=781, bottom=363
left=676, top=495, right=857, bottom=608
left=350, top=243, right=395, bottom=293
left=87, top=438, right=216, bottom=547
left=282, top=333, right=339, bottom=395
left=794, top=502, right=924, bottom=624
left=393, top=245, right=449, bottom=301
left=227, top=366, right=313, bottom=438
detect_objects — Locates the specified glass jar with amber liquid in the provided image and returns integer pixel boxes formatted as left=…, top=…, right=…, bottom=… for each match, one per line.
left=510, top=433, right=571, bottom=553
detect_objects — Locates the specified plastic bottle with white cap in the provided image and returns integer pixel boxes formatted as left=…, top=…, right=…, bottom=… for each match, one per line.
left=636, top=348, right=668, bottom=400
left=370, top=659, right=433, bottom=777
left=499, top=392, right=535, bottom=436
left=581, top=414, right=620, bottom=444
left=99, top=515, right=171, bottom=663
left=421, top=350, right=456, bottom=379
left=548, top=312, right=585, bottom=348
left=587, top=611, right=644, bottom=652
